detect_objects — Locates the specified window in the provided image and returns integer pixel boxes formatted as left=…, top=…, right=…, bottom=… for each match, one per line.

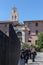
left=17, top=32, right=22, bottom=36
left=28, top=40, right=31, bottom=42
left=28, top=23, right=32, bottom=27
left=12, top=16, right=14, bottom=21
left=5, top=24, right=7, bottom=27
left=29, top=36, right=32, bottom=39
left=14, top=10, right=16, bottom=13
left=28, top=31, right=31, bottom=35
left=35, top=22, right=38, bottom=26
left=36, top=30, right=38, bottom=35
left=15, top=15, right=17, bottom=19
left=12, top=16, right=13, bottom=20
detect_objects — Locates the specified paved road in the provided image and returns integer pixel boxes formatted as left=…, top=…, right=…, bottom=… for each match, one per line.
left=28, top=52, right=43, bottom=65
left=19, top=52, right=43, bottom=65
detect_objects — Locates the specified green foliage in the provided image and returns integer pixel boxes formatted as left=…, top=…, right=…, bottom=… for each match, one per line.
left=34, top=45, right=40, bottom=51
left=35, top=32, right=43, bottom=51
left=21, top=43, right=29, bottom=49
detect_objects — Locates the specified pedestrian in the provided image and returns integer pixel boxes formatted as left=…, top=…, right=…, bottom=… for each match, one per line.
left=20, top=49, right=25, bottom=65
left=31, top=47, right=37, bottom=62
left=28, top=47, right=31, bottom=59
left=24, top=48, right=30, bottom=64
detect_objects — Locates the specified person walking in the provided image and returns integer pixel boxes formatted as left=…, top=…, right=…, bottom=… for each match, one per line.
left=31, top=47, right=37, bottom=62
left=20, top=49, right=25, bottom=65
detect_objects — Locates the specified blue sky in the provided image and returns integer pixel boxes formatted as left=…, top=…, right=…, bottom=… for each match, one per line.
left=0, top=0, right=43, bottom=23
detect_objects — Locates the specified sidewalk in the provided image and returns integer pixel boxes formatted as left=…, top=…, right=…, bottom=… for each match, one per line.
left=20, top=52, right=43, bottom=65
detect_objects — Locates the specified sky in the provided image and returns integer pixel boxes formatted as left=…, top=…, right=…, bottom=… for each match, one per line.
left=0, top=0, right=43, bottom=23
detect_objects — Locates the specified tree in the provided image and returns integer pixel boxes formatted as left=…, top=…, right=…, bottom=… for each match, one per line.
left=36, top=32, right=43, bottom=51
left=21, top=43, right=29, bottom=49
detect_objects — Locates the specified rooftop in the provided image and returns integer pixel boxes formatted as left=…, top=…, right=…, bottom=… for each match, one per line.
left=24, top=20, right=43, bottom=23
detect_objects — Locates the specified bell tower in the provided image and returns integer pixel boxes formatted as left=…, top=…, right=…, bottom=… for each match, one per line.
left=10, top=7, right=18, bottom=21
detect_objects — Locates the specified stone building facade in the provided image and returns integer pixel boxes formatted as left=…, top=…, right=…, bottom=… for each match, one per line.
left=14, top=24, right=25, bottom=43
left=0, top=7, right=43, bottom=45
left=0, top=21, right=18, bottom=36
left=24, top=20, right=43, bottom=44
left=0, top=7, right=25, bottom=44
